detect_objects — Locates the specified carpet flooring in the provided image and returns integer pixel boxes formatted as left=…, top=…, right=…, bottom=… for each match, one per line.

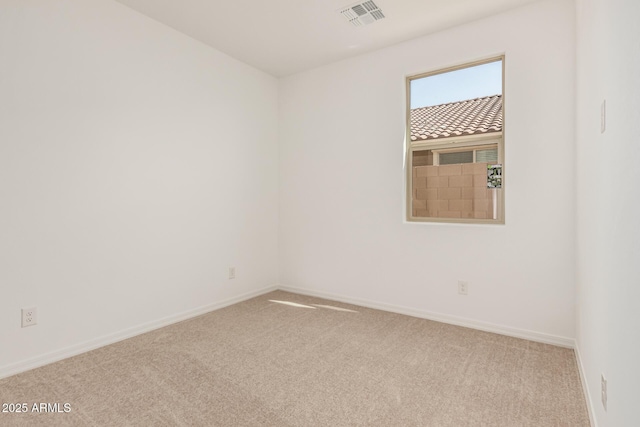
left=0, top=290, right=590, bottom=426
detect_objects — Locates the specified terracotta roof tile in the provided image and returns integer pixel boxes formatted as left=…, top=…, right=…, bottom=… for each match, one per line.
left=410, top=95, right=502, bottom=141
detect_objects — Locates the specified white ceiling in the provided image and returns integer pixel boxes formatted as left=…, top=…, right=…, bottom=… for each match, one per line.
left=113, top=0, right=538, bottom=77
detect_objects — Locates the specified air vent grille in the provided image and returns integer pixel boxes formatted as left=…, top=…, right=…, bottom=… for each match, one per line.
left=370, top=10, right=385, bottom=20
left=352, top=4, right=367, bottom=16
left=362, top=1, right=378, bottom=12
left=339, top=1, right=385, bottom=27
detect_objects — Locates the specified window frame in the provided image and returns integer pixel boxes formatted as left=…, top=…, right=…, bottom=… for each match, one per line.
left=431, top=142, right=499, bottom=166
left=405, top=56, right=506, bottom=225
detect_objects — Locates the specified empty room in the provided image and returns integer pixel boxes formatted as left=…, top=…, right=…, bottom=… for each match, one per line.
left=0, top=0, right=638, bottom=425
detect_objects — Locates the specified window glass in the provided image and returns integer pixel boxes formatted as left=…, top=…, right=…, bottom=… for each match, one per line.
left=407, top=58, right=504, bottom=223
left=439, top=151, right=473, bottom=165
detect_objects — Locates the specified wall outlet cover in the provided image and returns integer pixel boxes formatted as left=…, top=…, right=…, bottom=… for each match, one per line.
left=601, top=373, right=607, bottom=411
left=21, top=307, right=38, bottom=327
left=458, top=281, right=468, bottom=295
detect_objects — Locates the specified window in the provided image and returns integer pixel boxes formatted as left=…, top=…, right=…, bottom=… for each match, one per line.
left=406, top=57, right=504, bottom=223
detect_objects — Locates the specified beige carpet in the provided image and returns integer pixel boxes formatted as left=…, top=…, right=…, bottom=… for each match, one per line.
left=0, top=290, right=589, bottom=426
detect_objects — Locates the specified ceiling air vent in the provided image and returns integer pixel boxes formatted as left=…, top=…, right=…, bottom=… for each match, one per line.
left=339, top=1, right=386, bottom=27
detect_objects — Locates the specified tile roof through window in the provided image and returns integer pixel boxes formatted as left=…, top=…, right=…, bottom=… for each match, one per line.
left=410, top=94, right=502, bottom=141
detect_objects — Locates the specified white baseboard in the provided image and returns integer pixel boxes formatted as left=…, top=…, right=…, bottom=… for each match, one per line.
left=574, top=343, right=598, bottom=427
left=277, top=285, right=575, bottom=348
left=2, top=284, right=577, bottom=380
left=0, top=285, right=278, bottom=380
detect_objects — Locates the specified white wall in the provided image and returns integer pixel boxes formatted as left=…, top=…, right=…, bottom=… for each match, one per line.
left=0, top=0, right=278, bottom=376
left=575, top=0, right=640, bottom=425
left=279, top=0, right=577, bottom=343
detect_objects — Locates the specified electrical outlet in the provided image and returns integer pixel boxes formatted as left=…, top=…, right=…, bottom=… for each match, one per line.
left=458, top=281, right=468, bottom=295
left=601, top=373, right=607, bottom=411
left=21, top=307, right=37, bottom=327
left=228, top=267, right=235, bottom=280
